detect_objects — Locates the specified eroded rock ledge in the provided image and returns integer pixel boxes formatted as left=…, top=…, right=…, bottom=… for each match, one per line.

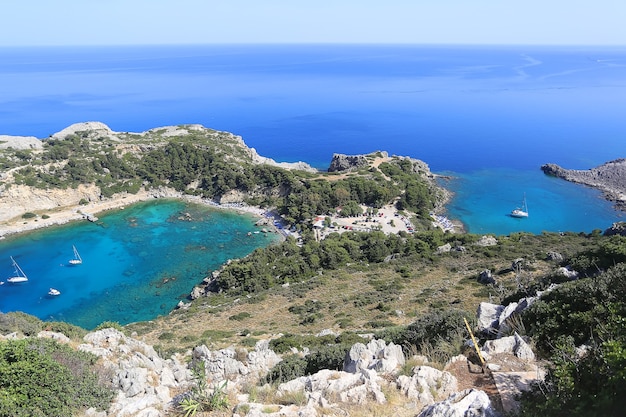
left=541, top=158, right=626, bottom=211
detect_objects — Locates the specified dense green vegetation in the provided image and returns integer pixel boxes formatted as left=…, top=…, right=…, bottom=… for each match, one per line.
left=4, top=128, right=442, bottom=228
left=214, top=229, right=609, bottom=296
left=0, top=338, right=114, bottom=417
left=518, top=262, right=626, bottom=417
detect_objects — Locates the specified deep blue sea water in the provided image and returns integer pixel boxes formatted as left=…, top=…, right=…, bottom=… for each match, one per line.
left=1, top=44, right=625, bottom=325
left=0, top=200, right=280, bottom=328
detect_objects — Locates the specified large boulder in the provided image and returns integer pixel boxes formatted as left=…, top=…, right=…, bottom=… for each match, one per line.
left=343, top=339, right=405, bottom=374
left=476, top=302, right=504, bottom=336
left=192, top=339, right=281, bottom=384
left=417, top=389, right=501, bottom=417
left=475, top=236, right=498, bottom=247
left=278, top=368, right=386, bottom=407
left=477, top=298, right=537, bottom=337
left=481, top=333, right=535, bottom=361
left=397, top=366, right=458, bottom=406
left=328, top=153, right=372, bottom=172
left=477, top=269, right=496, bottom=285
left=556, top=266, right=579, bottom=280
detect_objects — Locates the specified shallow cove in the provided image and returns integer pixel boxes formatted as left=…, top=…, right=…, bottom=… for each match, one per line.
left=0, top=199, right=281, bottom=329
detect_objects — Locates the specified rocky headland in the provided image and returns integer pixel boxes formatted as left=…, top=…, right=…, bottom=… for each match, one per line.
left=541, top=158, right=626, bottom=212
left=0, top=122, right=317, bottom=237
left=0, top=122, right=446, bottom=238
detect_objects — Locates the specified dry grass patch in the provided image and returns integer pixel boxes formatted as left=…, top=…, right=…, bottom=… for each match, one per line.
left=126, top=249, right=555, bottom=356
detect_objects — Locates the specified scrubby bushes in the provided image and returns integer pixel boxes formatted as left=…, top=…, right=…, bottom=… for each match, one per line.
left=376, top=309, right=469, bottom=362
left=519, top=263, right=626, bottom=416
left=0, top=338, right=114, bottom=417
left=0, top=312, right=86, bottom=339
left=263, top=332, right=365, bottom=384
left=215, top=230, right=454, bottom=295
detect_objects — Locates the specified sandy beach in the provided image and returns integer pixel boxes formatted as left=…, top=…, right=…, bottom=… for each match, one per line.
left=0, top=188, right=278, bottom=240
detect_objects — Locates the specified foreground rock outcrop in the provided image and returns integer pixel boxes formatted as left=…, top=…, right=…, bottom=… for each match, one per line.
left=1, top=295, right=551, bottom=417
left=541, top=158, right=626, bottom=211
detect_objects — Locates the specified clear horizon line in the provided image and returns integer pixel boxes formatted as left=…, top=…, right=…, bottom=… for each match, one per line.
left=1, top=41, right=626, bottom=48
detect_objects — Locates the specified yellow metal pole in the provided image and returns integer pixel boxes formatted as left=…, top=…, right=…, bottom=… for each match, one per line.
left=464, top=317, right=486, bottom=367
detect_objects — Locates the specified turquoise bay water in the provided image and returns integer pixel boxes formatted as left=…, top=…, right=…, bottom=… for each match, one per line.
left=0, top=200, right=280, bottom=329
left=442, top=168, right=623, bottom=235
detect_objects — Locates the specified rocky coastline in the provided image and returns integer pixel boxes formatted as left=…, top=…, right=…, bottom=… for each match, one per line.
left=0, top=122, right=310, bottom=239
left=541, top=158, right=626, bottom=212
left=1, top=123, right=448, bottom=239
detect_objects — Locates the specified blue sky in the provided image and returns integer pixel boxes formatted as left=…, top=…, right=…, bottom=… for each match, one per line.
left=2, top=0, right=625, bottom=46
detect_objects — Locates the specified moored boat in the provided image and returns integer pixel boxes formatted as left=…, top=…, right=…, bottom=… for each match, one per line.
left=68, top=245, right=83, bottom=265
left=511, top=194, right=529, bottom=218
left=7, top=256, right=28, bottom=283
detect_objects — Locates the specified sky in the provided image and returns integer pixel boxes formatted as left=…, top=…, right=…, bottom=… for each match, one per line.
left=1, top=0, right=625, bottom=46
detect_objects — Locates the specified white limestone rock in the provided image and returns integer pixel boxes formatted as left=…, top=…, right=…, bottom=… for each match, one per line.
left=397, top=365, right=458, bottom=406
left=481, top=332, right=535, bottom=361
left=0, top=135, right=43, bottom=150
left=476, top=302, right=504, bottom=335
left=343, top=338, right=405, bottom=374
left=37, top=330, right=71, bottom=344
left=417, top=388, right=501, bottom=417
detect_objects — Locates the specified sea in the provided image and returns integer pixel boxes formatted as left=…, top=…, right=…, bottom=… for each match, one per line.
left=1, top=44, right=625, bottom=326
left=0, top=200, right=281, bottom=329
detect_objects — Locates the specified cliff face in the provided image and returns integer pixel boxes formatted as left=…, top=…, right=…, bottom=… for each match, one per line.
left=541, top=158, right=626, bottom=211
left=0, top=184, right=101, bottom=223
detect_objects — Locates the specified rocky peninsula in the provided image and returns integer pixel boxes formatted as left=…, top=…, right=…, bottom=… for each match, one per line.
left=541, top=158, right=626, bottom=212
left=0, top=122, right=447, bottom=238
left=0, top=122, right=314, bottom=237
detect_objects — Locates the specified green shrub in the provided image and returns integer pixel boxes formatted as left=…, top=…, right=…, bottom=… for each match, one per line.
left=241, top=337, right=259, bottom=348
left=158, top=332, right=175, bottom=341
left=181, top=334, right=197, bottom=343
left=93, top=321, right=124, bottom=332
left=21, top=212, right=36, bottom=219
left=44, top=321, right=87, bottom=340
left=201, top=329, right=235, bottom=340
left=305, top=345, right=348, bottom=375
left=376, top=309, right=469, bottom=358
left=0, top=338, right=114, bottom=417
left=366, top=319, right=395, bottom=329
left=229, top=312, right=252, bottom=321
left=519, top=263, right=626, bottom=416
left=178, top=361, right=229, bottom=415
left=0, top=312, right=43, bottom=336
left=262, top=355, right=307, bottom=384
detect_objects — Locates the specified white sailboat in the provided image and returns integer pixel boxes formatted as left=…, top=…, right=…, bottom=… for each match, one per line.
left=7, top=256, right=29, bottom=283
left=48, top=288, right=61, bottom=296
left=68, top=245, right=82, bottom=265
left=511, top=194, right=529, bottom=218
